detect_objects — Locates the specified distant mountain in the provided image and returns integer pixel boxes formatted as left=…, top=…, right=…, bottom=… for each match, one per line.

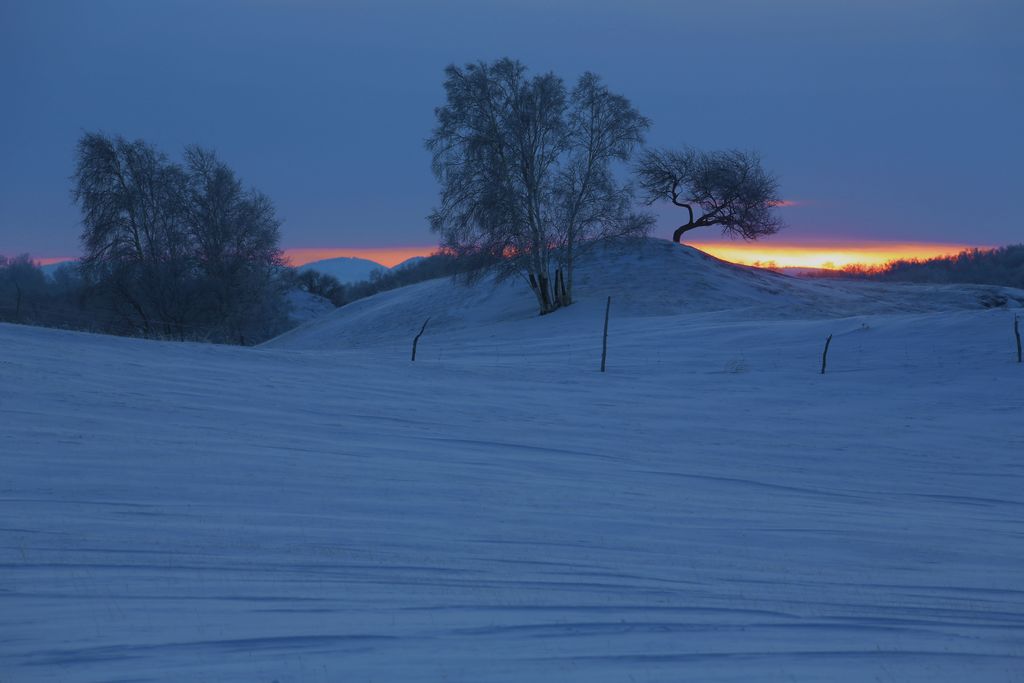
left=299, top=256, right=386, bottom=284
left=40, top=260, right=78, bottom=280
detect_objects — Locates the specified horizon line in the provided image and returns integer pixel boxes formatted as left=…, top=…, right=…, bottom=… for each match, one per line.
left=12, top=238, right=1011, bottom=271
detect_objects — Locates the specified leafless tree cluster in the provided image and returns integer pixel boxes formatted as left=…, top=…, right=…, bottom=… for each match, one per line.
left=0, top=257, right=112, bottom=331
left=427, top=59, right=652, bottom=315
left=636, top=147, right=784, bottom=243
left=283, top=269, right=347, bottom=306
left=0, top=254, right=47, bottom=322
left=72, top=132, right=290, bottom=343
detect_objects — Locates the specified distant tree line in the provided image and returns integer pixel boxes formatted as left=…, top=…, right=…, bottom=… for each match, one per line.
left=804, top=245, right=1024, bottom=289
left=0, top=255, right=95, bottom=329
left=0, top=246, right=498, bottom=337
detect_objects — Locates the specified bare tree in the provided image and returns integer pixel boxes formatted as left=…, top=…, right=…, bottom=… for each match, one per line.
left=554, top=73, right=652, bottom=305
left=284, top=268, right=346, bottom=306
left=0, top=254, right=47, bottom=322
left=72, top=133, right=193, bottom=337
left=72, top=132, right=289, bottom=343
left=636, top=147, right=783, bottom=243
left=183, top=146, right=287, bottom=342
left=427, top=59, right=650, bottom=315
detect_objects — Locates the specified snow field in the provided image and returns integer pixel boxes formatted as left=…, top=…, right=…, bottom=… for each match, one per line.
left=2, top=240, right=1023, bottom=682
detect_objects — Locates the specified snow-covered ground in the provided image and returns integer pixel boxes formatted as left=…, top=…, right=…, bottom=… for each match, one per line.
left=3, top=240, right=1023, bottom=682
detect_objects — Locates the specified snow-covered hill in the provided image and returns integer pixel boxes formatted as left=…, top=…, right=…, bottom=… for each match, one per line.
left=3, top=239, right=1023, bottom=682
left=269, top=239, right=1024, bottom=351
left=285, top=289, right=336, bottom=324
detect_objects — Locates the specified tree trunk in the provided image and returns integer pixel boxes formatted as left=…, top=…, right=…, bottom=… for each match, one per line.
left=528, top=273, right=545, bottom=314
left=672, top=222, right=698, bottom=243
left=1015, top=315, right=1021, bottom=363
left=563, top=244, right=574, bottom=306
left=600, top=296, right=611, bottom=372
left=565, top=257, right=574, bottom=305
left=671, top=203, right=696, bottom=243
left=411, top=317, right=430, bottom=361
left=529, top=271, right=555, bottom=315
left=538, top=273, right=552, bottom=314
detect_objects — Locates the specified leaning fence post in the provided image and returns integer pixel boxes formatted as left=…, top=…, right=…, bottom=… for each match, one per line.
left=411, top=317, right=430, bottom=362
left=600, top=296, right=611, bottom=372
left=1015, top=315, right=1021, bottom=363
left=821, top=333, right=833, bottom=374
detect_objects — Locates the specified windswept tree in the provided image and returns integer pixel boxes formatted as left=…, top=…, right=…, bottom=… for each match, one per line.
left=636, top=147, right=784, bottom=243
left=427, top=58, right=650, bottom=315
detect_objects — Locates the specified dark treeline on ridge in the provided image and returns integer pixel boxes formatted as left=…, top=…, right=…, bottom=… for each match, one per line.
left=0, top=245, right=493, bottom=341
left=281, top=250, right=497, bottom=310
left=805, top=245, right=1024, bottom=289
left=1, top=133, right=499, bottom=343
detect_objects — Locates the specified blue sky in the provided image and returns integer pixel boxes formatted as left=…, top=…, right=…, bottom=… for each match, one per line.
left=1, top=0, right=1021, bottom=259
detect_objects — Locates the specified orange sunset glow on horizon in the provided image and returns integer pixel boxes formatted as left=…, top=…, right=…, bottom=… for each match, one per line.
left=25, top=241, right=994, bottom=272
left=685, top=240, right=989, bottom=271
left=283, top=246, right=437, bottom=268
left=34, top=256, right=75, bottom=266
left=281, top=240, right=992, bottom=272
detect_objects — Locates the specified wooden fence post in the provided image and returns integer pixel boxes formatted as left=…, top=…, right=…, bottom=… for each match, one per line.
left=821, top=334, right=833, bottom=374
left=411, top=317, right=430, bottom=362
left=1015, top=315, right=1021, bottom=363
left=600, top=296, right=611, bottom=372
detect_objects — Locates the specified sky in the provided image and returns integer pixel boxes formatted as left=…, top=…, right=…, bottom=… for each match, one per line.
left=1, top=0, right=1021, bottom=268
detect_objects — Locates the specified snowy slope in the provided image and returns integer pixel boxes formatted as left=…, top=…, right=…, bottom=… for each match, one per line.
left=285, top=289, right=336, bottom=324
left=3, top=240, right=1024, bottom=682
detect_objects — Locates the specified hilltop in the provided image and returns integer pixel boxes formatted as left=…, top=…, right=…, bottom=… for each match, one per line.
left=298, top=255, right=387, bottom=284
left=268, top=239, right=1024, bottom=351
